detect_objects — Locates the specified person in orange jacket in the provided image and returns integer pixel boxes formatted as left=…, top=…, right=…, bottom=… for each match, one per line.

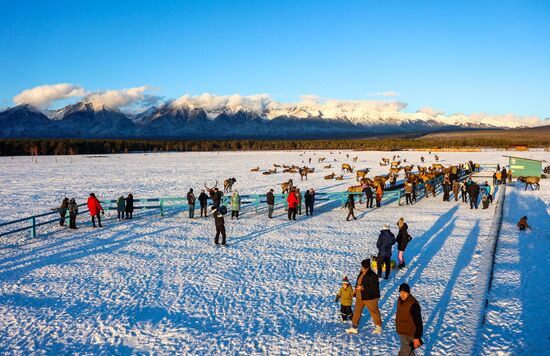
left=87, top=193, right=104, bottom=228
left=287, top=188, right=299, bottom=220
left=376, top=185, right=384, bottom=207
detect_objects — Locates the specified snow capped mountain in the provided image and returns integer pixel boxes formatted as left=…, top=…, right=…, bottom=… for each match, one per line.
left=0, top=99, right=520, bottom=140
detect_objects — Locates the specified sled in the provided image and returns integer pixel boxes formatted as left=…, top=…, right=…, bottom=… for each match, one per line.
left=370, top=257, right=397, bottom=272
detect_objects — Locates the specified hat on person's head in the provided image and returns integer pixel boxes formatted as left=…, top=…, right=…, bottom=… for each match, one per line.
left=270, top=188, right=273, bottom=192
left=90, top=193, right=95, bottom=197
left=383, top=223, right=390, bottom=230
left=211, top=206, right=217, bottom=211
left=342, top=276, right=350, bottom=284
left=190, top=188, right=193, bottom=192
left=399, top=283, right=410, bottom=293
left=361, top=259, right=371, bottom=269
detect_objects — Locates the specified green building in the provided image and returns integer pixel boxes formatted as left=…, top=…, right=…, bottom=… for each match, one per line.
left=504, top=156, right=544, bottom=178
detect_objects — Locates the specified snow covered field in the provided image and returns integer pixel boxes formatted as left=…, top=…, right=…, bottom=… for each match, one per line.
left=0, top=150, right=547, bottom=354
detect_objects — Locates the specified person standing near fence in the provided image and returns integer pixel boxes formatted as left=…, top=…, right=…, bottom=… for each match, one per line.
left=452, top=180, right=460, bottom=202
left=395, top=283, right=424, bottom=356
left=187, top=188, right=196, bottom=218
left=68, top=198, right=78, bottom=229
left=442, top=174, right=451, bottom=201
left=364, top=185, right=374, bottom=208
left=116, top=196, right=126, bottom=221
left=376, top=185, right=384, bottom=207
left=266, top=189, right=275, bottom=218
left=306, top=188, right=315, bottom=216
left=230, top=190, right=241, bottom=220
left=87, top=193, right=104, bottom=228
left=467, top=180, right=480, bottom=209
left=345, top=193, right=357, bottom=221
left=287, top=188, right=298, bottom=220
left=296, top=188, right=302, bottom=215
left=404, top=182, right=413, bottom=205
left=56, top=197, right=69, bottom=226
left=198, top=190, right=209, bottom=217
left=125, top=193, right=134, bottom=219
left=376, top=223, right=396, bottom=279
left=460, top=181, right=467, bottom=203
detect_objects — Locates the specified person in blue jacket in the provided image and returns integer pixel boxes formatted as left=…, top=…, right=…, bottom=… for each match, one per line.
left=376, top=223, right=396, bottom=279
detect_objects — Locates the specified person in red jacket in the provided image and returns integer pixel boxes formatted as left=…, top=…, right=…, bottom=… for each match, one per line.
left=287, top=188, right=299, bottom=220
left=87, top=193, right=104, bottom=228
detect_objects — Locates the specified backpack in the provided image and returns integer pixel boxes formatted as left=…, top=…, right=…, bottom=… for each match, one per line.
left=218, top=205, right=228, bottom=215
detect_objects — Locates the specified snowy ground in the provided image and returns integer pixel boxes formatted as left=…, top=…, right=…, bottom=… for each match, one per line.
left=0, top=150, right=547, bottom=354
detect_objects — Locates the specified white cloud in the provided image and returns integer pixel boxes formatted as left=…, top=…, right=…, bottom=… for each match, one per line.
left=13, top=83, right=86, bottom=108
left=417, top=107, right=444, bottom=116
left=369, top=91, right=400, bottom=97
left=84, top=86, right=156, bottom=109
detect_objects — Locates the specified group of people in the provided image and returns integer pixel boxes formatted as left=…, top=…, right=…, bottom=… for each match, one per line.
left=284, top=187, right=316, bottom=220
left=335, top=221, right=421, bottom=355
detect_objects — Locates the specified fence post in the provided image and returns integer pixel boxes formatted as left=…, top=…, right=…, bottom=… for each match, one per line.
left=30, top=216, right=36, bottom=239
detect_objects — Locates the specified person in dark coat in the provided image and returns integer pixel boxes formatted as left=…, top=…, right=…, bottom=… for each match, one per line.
left=442, top=175, right=451, bottom=201
left=198, top=190, right=209, bottom=217
left=125, top=194, right=134, bottom=219
left=56, top=197, right=70, bottom=226
left=376, top=223, right=396, bottom=279
left=345, top=194, right=357, bottom=221
left=212, top=188, right=223, bottom=208
left=212, top=206, right=226, bottom=245
left=305, top=188, right=315, bottom=216
left=467, top=181, right=480, bottom=209
left=346, top=259, right=382, bottom=334
left=116, top=196, right=126, bottom=221
left=396, top=218, right=411, bottom=269
left=68, top=198, right=78, bottom=229
left=364, top=185, right=374, bottom=208
left=395, top=283, right=424, bottom=356
left=501, top=167, right=507, bottom=184
left=187, top=188, right=196, bottom=218
left=266, top=189, right=275, bottom=218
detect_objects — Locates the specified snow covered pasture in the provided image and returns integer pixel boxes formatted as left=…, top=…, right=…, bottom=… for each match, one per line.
left=0, top=150, right=547, bottom=354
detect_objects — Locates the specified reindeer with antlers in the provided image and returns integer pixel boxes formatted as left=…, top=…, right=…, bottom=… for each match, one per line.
left=204, top=180, right=223, bottom=207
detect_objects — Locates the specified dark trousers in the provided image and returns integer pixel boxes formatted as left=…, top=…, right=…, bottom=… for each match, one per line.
left=59, top=213, right=66, bottom=226
left=346, top=208, right=356, bottom=221
left=341, top=305, right=353, bottom=321
left=297, top=205, right=302, bottom=215
left=215, top=225, right=226, bottom=244
left=288, top=207, right=297, bottom=220
left=469, top=194, right=479, bottom=209
left=376, top=199, right=381, bottom=207
left=125, top=210, right=133, bottom=219
left=461, top=191, right=467, bottom=202
left=69, top=213, right=77, bottom=229
left=231, top=210, right=239, bottom=219
left=117, top=211, right=125, bottom=220
left=377, top=255, right=391, bottom=279
left=405, top=193, right=412, bottom=205
left=188, top=203, right=195, bottom=218
left=91, top=214, right=102, bottom=227
left=305, top=203, right=314, bottom=216
left=200, top=204, right=207, bottom=217
left=268, top=204, right=274, bottom=218
left=366, top=196, right=373, bottom=208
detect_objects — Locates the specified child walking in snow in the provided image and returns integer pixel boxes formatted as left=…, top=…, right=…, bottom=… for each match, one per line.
left=335, top=277, right=354, bottom=321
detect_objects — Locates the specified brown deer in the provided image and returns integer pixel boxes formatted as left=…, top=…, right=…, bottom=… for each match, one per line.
left=341, top=163, right=354, bottom=173
left=324, top=172, right=335, bottom=180
left=250, top=167, right=260, bottom=172
left=352, top=156, right=358, bottom=162
left=335, top=175, right=344, bottom=181
left=299, top=167, right=310, bottom=181
left=318, top=157, right=326, bottom=163
left=517, top=176, right=541, bottom=190
left=324, top=164, right=332, bottom=169
left=281, top=179, right=293, bottom=194
left=204, top=180, right=219, bottom=199
left=389, top=167, right=402, bottom=175
left=356, top=169, right=369, bottom=181
left=224, top=178, right=237, bottom=193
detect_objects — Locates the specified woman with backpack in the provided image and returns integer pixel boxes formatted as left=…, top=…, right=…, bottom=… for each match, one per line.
left=396, top=217, right=412, bottom=269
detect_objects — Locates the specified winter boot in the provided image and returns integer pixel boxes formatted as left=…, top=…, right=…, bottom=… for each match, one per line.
left=373, top=325, right=382, bottom=334
left=345, top=327, right=359, bottom=334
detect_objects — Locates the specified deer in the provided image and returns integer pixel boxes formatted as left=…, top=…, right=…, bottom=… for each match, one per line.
left=389, top=167, right=402, bottom=175
left=299, top=167, right=310, bottom=181
left=352, top=156, right=358, bottom=162
left=250, top=167, right=260, bottom=172
left=324, top=172, right=335, bottom=180
left=403, top=165, right=414, bottom=174
left=324, top=164, right=332, bottom=169
left=281, top=179, right=293, bottom=194
left=274, top=164, right=282, bottom=168
left=341, top=163, right=354, bottom=173
left=435, top=154, right=440, bottom=162
left=335, top=175, right=344, bottom=181
left=204, top=180, right=219, bottom=200
left=356, top=169, right=370, bottom=181
left=391, top=161, right=401, bottom=167
left=517, top=176, right=540, bottom=190
left=318, top=157, right=326, bottom=163
left=224, top=178, right=237, bottom=193
left=382, top=157, right=390, bottom=164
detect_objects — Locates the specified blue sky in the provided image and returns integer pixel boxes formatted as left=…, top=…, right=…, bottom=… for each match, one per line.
left=1, top=0, right=549, bottom=119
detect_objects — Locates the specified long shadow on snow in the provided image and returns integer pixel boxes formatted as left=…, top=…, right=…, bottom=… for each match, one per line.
left=422, top=220, right=480, bottom=355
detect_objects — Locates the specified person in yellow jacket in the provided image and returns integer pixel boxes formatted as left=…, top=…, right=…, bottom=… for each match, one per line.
left=335, top=276, right=354, bottom=321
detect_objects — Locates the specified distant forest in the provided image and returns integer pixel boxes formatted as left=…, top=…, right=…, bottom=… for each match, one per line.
left=0, top=136, right=548, bottom=156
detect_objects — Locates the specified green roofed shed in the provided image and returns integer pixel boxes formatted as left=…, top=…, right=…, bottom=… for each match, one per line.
left=503, top=156, right=544, bottom=178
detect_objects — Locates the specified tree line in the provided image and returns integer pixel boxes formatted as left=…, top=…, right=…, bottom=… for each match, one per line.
left=0, top=137, right=547, bottom=156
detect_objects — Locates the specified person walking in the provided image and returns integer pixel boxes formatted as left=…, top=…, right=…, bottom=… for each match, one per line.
left=56, top=197, right=70, bottom=226
left=404, top=182, right=413, bottom=205
left=335, top=277, right=354, bottom=322
left=376, top=223, right=396, bottom=279
left=187, top=188, right=196, bottom=218
left=346, top=259, right=383, bottom=334
left=68, top=198, right=78, bottom=229
left=395, top=283, right=424, bottom=356
left=396, top=218, right=411, bottom=269
left=287, top=188, right=298, bottom=220
left=116, top=195, right=126, bottom=221
left=212, top=206, right=226, bottom=245
left=306, top=188, right=315, bottom=216
left=266, top=189, right=275, bottom=218
left=230, top=190, right=241, bottom=220
left=198, top=190, right=209, bottom=217
left=125, top=193, right=134, bottom=219
left=376, top=185, right=384, bottom=208
left=345, top=193, right=357, bottom=221
left=467, top=180, right=480, bottom=209
left=452, top=180, right=460, bottom=202
left=364, top=185, right=374, bottom=208
left=87, top=193, right=104, bottom=228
